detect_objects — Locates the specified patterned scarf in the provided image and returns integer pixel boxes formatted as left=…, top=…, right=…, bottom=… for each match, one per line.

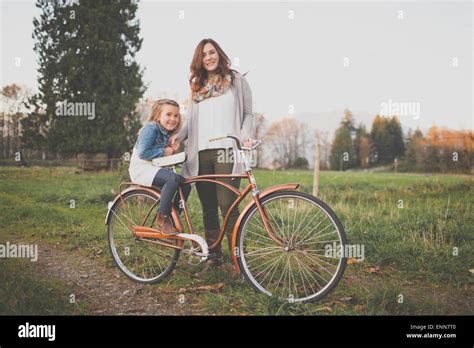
left=192, top=74, right=231, bottom=102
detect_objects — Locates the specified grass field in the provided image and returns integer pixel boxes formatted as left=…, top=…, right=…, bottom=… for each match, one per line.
left=0, top=165, right=472, bottom=315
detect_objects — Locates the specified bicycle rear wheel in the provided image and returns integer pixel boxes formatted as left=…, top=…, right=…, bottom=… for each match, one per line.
left=107, top=189, right=180, bottom=284
left=236, top=191, right=347, bottom=303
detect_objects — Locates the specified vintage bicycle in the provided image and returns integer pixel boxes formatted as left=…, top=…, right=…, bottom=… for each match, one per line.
left=106, top=135, right=347, bottom=303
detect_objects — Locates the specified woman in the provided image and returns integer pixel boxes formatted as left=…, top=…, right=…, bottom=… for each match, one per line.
left=172, top=38, right=254, bottom=267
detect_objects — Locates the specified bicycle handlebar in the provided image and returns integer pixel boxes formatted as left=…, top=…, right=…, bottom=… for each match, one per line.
left=209, top=134, right=262, bottom=151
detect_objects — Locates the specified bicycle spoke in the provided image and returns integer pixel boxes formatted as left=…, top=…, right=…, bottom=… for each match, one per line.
left=298, top=251, right=336, bottom=279
left=264, top=205, right=286, bottom=241
left=294, top=256, right=317, bottom=297
left=294, top=253, right=324, bottom=289
left=263, top=253, right=287, bottom=290
left=290, top=206, right=325, bottom=244
left=245, top=249, right=283, bottom=266
left=241, top=246, right=282, bottom=257
left=296, top=221, right=337, bottom=246
left=292, top=213, right=329, bottom=246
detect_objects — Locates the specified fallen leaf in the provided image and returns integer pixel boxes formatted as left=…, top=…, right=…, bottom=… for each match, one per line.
left=368, top=265, right=381, bottom=273
left=178, top=283, right=225, bottom=293
left=332, top=300, right=347, bottom=309
left=315, top=306, right=333, bottom=313
left=339, top=296, right=352, bottom=302
left=347, top=258, right=360, bottom=265
left=469, top=269, right=474, bottom=274
left=355, top=304, right=365, bottom=313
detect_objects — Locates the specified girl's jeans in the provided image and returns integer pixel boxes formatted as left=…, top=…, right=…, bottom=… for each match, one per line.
left=152, top=168, right=191, bottom=216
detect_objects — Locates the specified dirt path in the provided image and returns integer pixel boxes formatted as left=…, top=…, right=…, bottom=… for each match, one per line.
left=29, top=242, right=473, bottom=315
left=33, top=242, right=196, bottom=315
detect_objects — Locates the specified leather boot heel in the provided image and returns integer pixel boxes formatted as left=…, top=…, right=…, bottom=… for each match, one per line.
left=156, top=213, right=178, bottom=235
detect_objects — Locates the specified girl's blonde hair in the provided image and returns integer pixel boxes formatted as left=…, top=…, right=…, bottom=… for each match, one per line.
left=147, top=99, right=182, bottom=135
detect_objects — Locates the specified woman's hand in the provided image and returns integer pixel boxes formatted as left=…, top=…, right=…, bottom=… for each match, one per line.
left=243, top=138, right=255, bottom=148
left=168, top=135, right=180, bottom=152
left=169, top=134, right=178, bottom=145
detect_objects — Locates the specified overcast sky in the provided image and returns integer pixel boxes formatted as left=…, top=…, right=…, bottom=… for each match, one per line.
left=1, top=0, right=472, bottom=134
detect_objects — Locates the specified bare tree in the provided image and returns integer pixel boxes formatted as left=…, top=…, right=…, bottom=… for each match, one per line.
left=265, top=117, right=310, bottom=169
left=1, top=84, right=32, bottom=158
left=315, top=130, right=331, bottom=169
left=253, top=112, right=267, bottom=168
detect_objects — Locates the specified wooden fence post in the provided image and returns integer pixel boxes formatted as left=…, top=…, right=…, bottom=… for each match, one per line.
left=313, top=143, right=320, bottom=196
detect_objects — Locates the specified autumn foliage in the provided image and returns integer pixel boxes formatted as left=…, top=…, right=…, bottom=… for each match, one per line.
left=404, top=126, right=473, bottom=173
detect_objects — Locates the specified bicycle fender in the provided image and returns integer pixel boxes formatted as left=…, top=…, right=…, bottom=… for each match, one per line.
left=104, top=185, right=183, bottom=232
left=105, top=185, right=157, bottom=225
left=230, top=183, right=300, bottom=273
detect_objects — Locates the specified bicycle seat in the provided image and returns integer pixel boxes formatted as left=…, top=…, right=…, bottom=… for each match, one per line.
left=152, top=152, right=186, bottom=167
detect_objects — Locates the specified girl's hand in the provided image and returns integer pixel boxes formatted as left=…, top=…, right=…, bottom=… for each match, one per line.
left=164, top=147, right=174, bottom=156
left=170, top=141, right=180, bottom=152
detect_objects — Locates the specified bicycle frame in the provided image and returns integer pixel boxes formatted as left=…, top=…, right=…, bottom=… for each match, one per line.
left=106, top=144, right=300, bottom=272
left=178, top=171, right=286, bottom=250
left=174, top=162, right=300, bottom=272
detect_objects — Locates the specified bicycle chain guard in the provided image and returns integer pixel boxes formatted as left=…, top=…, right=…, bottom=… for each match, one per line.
left=176, top=233, right=209, bottom=262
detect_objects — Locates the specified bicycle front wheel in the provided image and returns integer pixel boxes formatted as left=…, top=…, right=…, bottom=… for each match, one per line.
left=236, top=191, right=347, bottom=303
left=107, top=189, right=180, bottom=284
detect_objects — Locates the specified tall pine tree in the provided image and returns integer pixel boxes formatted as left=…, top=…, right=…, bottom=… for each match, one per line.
left=370, top=115, right=389, bottom=164
left=405, top=128, right=425, bottom=171
left=387, top=116, right=405, bottom=160
left=25, top=0, right=145, bottom=157
left=330, top=109, right=356, bottom=170
left=370, top=115, right=404, bottom=165
left=354, top=123, right=370, bottom=168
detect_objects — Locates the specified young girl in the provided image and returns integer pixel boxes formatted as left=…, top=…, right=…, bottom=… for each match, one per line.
left=129, top=99, right=190, bottom=235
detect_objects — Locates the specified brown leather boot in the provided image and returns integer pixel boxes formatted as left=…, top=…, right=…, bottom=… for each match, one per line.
left=205, top=229, right=224, bottom=263
left=192, top=229, right=225, bottom=277
left=226, top=230, right=234, bottom=255
left=155, top=213, right=178, bottom=235
left=225, top=230, right=241, bottom=279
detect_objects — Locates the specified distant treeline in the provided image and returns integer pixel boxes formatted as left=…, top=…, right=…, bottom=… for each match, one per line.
left=329, top=109, right=472, bottom=173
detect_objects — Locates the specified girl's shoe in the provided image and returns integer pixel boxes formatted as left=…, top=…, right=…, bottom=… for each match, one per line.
left=156, top=213, right=178, bottom=235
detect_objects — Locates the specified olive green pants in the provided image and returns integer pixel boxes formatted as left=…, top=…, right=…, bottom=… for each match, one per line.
left=196, top=148, right=240, bottom=254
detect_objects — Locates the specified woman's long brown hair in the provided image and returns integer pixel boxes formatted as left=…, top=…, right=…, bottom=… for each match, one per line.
left=189, top=38, right=236, bottom=93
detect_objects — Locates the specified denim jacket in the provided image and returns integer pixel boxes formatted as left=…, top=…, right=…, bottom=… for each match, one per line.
left=135, top=121, right=170, bottom=160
